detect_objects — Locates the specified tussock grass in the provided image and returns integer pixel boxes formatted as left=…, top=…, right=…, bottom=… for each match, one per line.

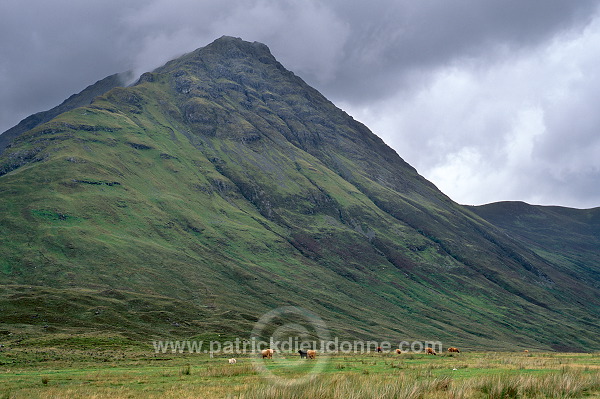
left=240, top=373, right=449, bottom=399
left=200, top=363, right=256, bottom=377
left=240, top=370, right=600, bottom=399
left=475, top=371, right=600, bottom=399
left=179, top=364, right=191, bottom=375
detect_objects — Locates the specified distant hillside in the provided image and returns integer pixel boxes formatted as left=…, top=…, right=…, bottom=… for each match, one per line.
left=0, top=72, right=131, bottom=155
left=1, top=37, right=598, bottom=351
left=468, top=201, right=600, bottom=290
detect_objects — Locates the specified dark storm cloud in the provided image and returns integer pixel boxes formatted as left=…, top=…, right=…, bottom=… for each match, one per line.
left=319, top=0, right=600, bottom=101
left=1, top=0, right=599, bottom=208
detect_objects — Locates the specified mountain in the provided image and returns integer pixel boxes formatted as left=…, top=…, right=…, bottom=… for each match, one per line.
left=1, top=36, right=598, bottom=351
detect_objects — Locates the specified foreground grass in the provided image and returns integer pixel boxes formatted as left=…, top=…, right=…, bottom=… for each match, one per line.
left=1, top=349, right=599, bottom=398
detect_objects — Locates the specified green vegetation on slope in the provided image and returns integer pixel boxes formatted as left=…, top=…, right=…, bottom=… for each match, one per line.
left=469, top=201, right=600, bottom=291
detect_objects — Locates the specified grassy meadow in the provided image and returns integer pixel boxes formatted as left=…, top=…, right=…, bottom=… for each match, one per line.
left=1, top=345, right=599, bottom=398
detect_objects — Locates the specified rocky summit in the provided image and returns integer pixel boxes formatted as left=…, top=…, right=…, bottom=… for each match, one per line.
left=0, top=36, right=598, bottom=350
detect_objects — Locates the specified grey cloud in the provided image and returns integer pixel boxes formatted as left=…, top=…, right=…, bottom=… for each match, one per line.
left=321, top=0, right=600, bottom=103
left=342, top=10, right=600, bottom=209
left=125, top=0, right=350, bottom=84
left=0, top=0, right=144, bottom=133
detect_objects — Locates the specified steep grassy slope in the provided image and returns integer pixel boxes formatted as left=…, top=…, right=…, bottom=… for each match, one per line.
left=469, top=202, right=600, bottom=289
left=1, top=37, right=598, bottom=350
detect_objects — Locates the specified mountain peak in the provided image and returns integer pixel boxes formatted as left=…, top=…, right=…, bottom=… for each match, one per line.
left=148, top=36, right=281, bottom=86
left=186, top=36, right=276, bottom=66
left=211, top=35, right=272, bottom=54
left=209, top=35, right=272, bottom=53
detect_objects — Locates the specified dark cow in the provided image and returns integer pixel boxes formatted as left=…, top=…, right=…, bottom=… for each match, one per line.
left=298, top=349, right=308, bottom=359
left=395, top=349, right=402, bottom=354
left=376, top=346, right=382, bottom=353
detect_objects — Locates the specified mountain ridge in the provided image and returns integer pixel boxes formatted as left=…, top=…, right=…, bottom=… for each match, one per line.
left=0, top=72, right=131, bottom=156
left=0, top=36, right=598, bottom=351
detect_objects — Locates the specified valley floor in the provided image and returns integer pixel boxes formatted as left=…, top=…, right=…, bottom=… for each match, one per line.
left=1, top=347, right=600, bottom=398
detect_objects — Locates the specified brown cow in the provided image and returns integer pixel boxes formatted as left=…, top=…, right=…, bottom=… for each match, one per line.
left=447, top=347, right=460, bottom=353
left=425, top=347, right=437, bottom=355
left=261, top=349, right=274, bottom=359
left=395, top=349, right=402, bottom=354
left=523, top=350, right=529, bottom=353
left=307, top=349, right=316, bottom=360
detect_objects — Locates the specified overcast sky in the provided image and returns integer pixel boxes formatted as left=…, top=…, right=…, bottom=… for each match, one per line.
left=1, top=0, right=599, bottom=208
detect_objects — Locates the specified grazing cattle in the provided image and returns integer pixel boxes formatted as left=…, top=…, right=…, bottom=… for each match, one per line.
left=395, top=349, right=402, bottom=354
left=307, top=349, right=317, bottom=360
left=376, top=347, right=382, bottom=353
left=261, top=349, right=274, bottom=359
left=298, top=350, right=308, bottom=359
left=228, top=358, right=237, bottom=364
left=425, top=347, right=437, bottom=355
left=524, top=350, right=529, bottom=353
left=447, top=347, right=460, bottom=353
